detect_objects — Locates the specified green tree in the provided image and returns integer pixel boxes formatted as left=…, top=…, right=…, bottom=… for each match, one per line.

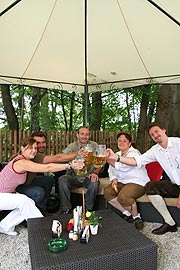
left=2, top=83, right=180, bottom=152
left=89, top=92, right=102, bottom=130
left=0, top=84, right=19, bottom=130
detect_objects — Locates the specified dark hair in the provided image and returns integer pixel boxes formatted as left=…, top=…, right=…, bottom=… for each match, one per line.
left=21, top=138, right=37, bottom=148
left=31, top=131, right=47, bottom=139
left=11, top=137, right=37, bottom=160
left=117, top=132, right=132, bottom=142
left=148, top=122, right=164, bottom=133
left=77, top=126, right=90, bottom=133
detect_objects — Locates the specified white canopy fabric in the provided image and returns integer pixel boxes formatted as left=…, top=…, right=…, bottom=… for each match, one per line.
left=0, top=0, right=180, bottom=93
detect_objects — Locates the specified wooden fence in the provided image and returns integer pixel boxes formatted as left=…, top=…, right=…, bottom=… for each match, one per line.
left=0, top=129, right=150, bottom=162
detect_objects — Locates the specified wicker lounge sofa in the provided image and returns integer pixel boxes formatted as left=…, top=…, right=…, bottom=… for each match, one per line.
left=71, top=162, right=180, bottom=226
left=0, top=161, right=179, bottom=226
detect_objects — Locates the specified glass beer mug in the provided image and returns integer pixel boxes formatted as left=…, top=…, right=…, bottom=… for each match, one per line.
left=84, top=144, right=93, bottom=165
left=93, top=144, right=106, bottom=168
left=74, top=155, right=87, bottom=175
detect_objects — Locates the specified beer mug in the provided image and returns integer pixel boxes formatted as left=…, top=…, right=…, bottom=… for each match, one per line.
left=74, top=155, right=87, bottom=175
left=84, top=144, right=93, bottom=165
left=93, top=144, right=106, bottom=168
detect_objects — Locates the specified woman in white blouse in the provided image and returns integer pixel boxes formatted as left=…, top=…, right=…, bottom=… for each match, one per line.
left=104, top=132, right=150, bottom=230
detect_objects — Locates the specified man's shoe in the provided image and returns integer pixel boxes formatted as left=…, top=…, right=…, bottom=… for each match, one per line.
left=152, top=223, right=177, bottom=235
left=0, top=227, right=18, bottom=236
left=20, top=220, right=27, bottom=228
left=133, top=217, right=144, bottom=230
left=40, top=209, right=53, bottom=217
left=63, top=209, right=72, bottom=214
left=122, top=214, right=133, bottom=223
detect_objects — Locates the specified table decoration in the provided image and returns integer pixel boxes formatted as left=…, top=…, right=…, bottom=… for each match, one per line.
left=51, top=219, right=62, bottom=238
left=85, top=211, right=101, bottom=235
left=48, top=238, right=67, bottom=253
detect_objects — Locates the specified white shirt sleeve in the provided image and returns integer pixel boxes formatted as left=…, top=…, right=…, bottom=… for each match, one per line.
left=108, top=164, right=118, bottom=182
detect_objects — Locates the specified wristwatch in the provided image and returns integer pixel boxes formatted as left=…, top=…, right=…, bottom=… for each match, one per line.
left=66, top=162, right=72, bottom=169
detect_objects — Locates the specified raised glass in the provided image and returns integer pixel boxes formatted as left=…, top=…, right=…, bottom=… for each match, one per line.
left=74, top=155, right=87, bottom=175
left=84, top=144, right=93, bottom=165
left=93, top=144, right=106, bottom=168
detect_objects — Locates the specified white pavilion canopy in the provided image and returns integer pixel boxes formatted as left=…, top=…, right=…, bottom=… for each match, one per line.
left=0, top=0, right=179, bottom=94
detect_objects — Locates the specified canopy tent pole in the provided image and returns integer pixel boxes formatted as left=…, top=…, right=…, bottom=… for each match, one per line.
left=146, top=0, right=180, bottom=26
left=0, top=0, right=22, bottom=17
left=84, top=85, right=88, bottom=127
left=84, top=0, right=88, bottom=126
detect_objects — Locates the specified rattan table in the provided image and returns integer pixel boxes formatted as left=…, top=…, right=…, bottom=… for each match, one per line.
left=28, top=209, right=157, bottom=270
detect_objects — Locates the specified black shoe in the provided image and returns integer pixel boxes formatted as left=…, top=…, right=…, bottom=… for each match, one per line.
left=86, top=209, right=92, bottom=212
left=20, top=220, right=27, bottom=228
left=122, top=214, right=133, bottom=223
left=40, top=209, right=53, bottom=217
left=133, top=217, right=144, bottom=230
left=63, top=209, right=72, bottom=214
left=152, top=223, right=177, bottom=235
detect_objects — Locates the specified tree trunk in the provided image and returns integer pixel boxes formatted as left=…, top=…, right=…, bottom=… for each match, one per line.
left=136, top=85, right=151, bottom=152
left=125, top=92, right=132, bottom=131
left=155, top=85, right=173, bottom=131
left=60, top=91, right=68, bottom=131
left=41, top=93, right=50, bottom=131
left=0, top=84, right=19, bottom=130
left=89, top=92, right=102, bottom=130
left=18, top=86, right=25, bottom=130
left=69, top=92, right=75, bottom=131
left=168, top=84, right=180, bottom=136
left=30, top=87, right=41, bottom=131
left=30, top=87, right=47, bottom=131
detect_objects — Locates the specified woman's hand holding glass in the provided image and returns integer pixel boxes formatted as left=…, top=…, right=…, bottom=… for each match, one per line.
left=106, top=148, right=118, bottom=160
left=71, top=159, right=84, bottom=171
left=74, top=155, right=87, bottom=175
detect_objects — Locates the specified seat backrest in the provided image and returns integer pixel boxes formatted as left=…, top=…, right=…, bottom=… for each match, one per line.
left=145, top=161, right=163, bottom=181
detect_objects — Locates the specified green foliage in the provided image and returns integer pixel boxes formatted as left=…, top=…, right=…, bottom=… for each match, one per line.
left=100, top=88, right=142, bottom=131
left=86, top=211, right=100, bottom=227
left=0, top=84, right=159, bottom=131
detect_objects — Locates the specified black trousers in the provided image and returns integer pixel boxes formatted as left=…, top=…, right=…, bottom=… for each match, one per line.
left=145, top=180, right=179, bottom=198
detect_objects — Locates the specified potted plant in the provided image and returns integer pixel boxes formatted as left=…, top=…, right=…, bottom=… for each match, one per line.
left=85, top=211, right=100, bottom=235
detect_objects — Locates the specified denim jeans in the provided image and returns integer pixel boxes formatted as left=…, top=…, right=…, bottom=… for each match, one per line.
left=16, top=175, right=53, bottom=210
left=58, top=171, right=99, bottom=211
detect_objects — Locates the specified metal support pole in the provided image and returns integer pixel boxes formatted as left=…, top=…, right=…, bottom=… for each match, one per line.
left=84, top=0, right=88, bottom=126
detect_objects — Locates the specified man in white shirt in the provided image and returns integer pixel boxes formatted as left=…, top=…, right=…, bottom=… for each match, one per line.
left=107, top=123, right=180, bottom=235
